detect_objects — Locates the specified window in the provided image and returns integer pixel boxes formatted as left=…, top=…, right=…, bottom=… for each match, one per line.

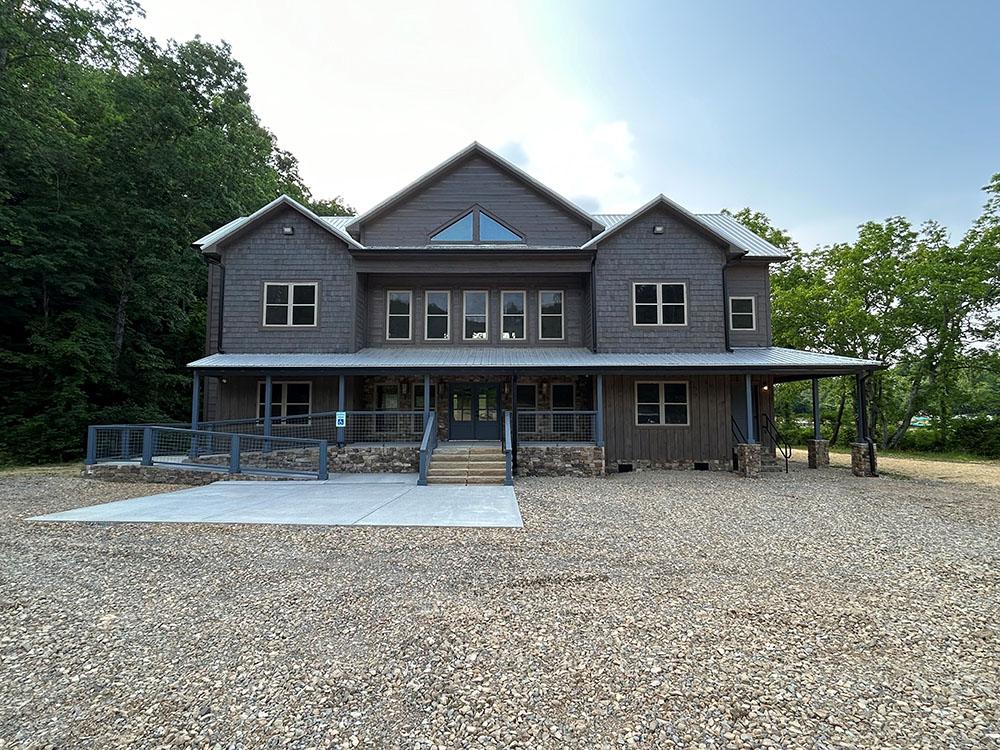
left=633, top=282, right=686, bottom=326
left=501, top=291, right=526, bottom=340
left=516, top=383, right=538, bottom=432
left=425, top=291, right=450, bottom=340
left=729, top=296, right=756, bottom=330
left=463, top=290, right=488, bottom=340
left=551, top=382, right=575, bottom=434
left=262, top=283, right=317, bottom=327
left=635, top=381, right=689, bottom=426
left=430, top=206, right=523, bottom=244
left=539, top=290, right=564, bottom=340
left=414, top=383, right=437, bottom=411
left=257, top=381, right=312, bottom=421
left=376, top=384, right=400, bottom=410
left=386, top=290, right=412, bottom=340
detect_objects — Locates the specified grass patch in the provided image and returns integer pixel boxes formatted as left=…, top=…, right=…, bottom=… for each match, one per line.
left=0, top=462, right=82, bottom=477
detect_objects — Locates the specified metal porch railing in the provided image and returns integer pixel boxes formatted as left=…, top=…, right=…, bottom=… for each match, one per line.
left=196, top=410, right=426, bottom=445
left=515, top=410, right=597, bottom=443
left=417, top=412, right=438, bottom=486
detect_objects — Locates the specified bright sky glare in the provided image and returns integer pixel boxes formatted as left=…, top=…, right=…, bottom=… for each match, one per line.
left=137, top=0, right=1000, bottom=249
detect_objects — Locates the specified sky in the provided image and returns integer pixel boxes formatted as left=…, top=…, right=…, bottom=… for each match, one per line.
left=137, top=0, right=1000, bottom=249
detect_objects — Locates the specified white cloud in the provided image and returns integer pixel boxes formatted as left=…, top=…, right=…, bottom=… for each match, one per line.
left=136, top=0, right=642, bottom=215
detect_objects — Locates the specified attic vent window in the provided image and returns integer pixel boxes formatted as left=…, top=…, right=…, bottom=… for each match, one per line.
left=430, top=207, right=523, bottom=244
left=653, top=225, right=664, bottom=234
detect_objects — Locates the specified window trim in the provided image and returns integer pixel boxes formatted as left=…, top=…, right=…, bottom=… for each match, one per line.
left=538, top=289, right=565, bottom=341
left=729, top=295, right=757, bottom=332
left=257, top=380, right=313, bottom=421
left=462, top=290, right=490, bottom=341
left=385, top=289, right=413, bottom=341
left=550, top=382, right=575, bottom=410
left=515, top=382, right=538, bottom=409
left=500, top=290, right=527, bottom=341
left=261, top=282, right=319, bottom=328
left=424, top=290, right=451, bottom=341
left=428, top=205, right=525, bottom=245
left=634, top=380, right=690, bottom=427
left=631, top=281, right=688, bottom=327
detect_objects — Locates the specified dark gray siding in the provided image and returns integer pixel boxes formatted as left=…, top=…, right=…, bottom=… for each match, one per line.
left=364, top=274, right=587, bottom=347
left=602, top=374, right=732, bottom=465
left=217, top=376, right=355, bottom=420
left=360, top=156, right=593, bottom=247
left=726, top=263, right=772, bottom=347
left=216, top=207, right=357, bottom=353
left=593, top=207, right=728, bottom=353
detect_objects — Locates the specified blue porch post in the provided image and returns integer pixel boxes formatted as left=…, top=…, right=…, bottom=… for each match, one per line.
left=812, top=377, right=821, bottom=440
left=423, top=374, right=431, bottom=426
left=189, top=370, right=200, bottom=458
left=594, top=374, right=605, bottom=447
left=745, top=374, right=756, bottom=443
left=337, top=375, right=346, bottom=446
left=263, top=374, right=273, bottom=453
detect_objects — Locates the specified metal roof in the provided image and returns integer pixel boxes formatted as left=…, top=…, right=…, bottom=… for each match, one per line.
left=693, top=213, right=790, bottom=259
left=189, top=347, right=879, bottom=372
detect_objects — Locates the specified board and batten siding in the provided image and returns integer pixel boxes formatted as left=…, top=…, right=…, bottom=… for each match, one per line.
left=593, top=207, right=728, bottom=353
left=359, top=156, right=594, bottom=247
left=725, top=263, right=772, bottom=347
left=602, top=374, right=732, bottom=466
left=216, top=376, right=354, bottom=421
left=365, top=275, right=588, bottom=347
left=215, top=206, right=357, bottom=353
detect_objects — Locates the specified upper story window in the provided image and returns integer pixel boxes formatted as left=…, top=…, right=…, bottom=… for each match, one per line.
left=463, top=290, right=489, bottom=340
left=501, top=291, right=526, bottom=340
left=263, top=282, right=317, bottom=327
left=425, top=291, right=450, bottom=340
left=539, top=290, right=564, bottom=340
left=729, top=296, right=756, bottom=330
left=386, top=290, right=412, bottom=340
left=430, top=206, right=523, bottom=244
left=633, top=282, right=686, bottom=326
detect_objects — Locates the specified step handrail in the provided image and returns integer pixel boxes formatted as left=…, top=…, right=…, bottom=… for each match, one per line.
left=417, top=412, right=438, bottom=486
left=761, top=413, right=791, bottom=473
left=503, top=410, right=514, bottom=486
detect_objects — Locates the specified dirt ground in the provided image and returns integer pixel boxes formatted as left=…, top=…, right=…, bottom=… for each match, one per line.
left=789, top=448, right=1000, bottom=487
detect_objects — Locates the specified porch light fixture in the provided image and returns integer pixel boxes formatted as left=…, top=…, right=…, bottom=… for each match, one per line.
left=282, top=226, right=295, bottom=235
left=762, top=385, right=769, bottom=391
left=653, top=225, right=665, bottom=234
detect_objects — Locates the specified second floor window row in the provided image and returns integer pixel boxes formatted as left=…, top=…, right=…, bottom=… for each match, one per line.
left=386, top=290, right=565, bottom=341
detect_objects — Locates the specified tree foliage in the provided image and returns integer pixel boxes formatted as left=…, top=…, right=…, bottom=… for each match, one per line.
left=0, top=0, right=349, bottom=463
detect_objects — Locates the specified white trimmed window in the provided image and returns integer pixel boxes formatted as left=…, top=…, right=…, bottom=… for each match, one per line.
left=633, top=282, right=686, bottom=326
left=538, top=290, right=564, bottom=340
left=729, top=296, right=756, bottom=330
left=635, top=381, right=689, bottom=426
left=463, top=290, right=488, bottom=340
left=386, top=290, right=412, bottom=340
left=425, top=291, right=450, bottom=340
left=257, top=381, right=312, bottom=421
left=262, top=282, right=317, bottom=327
left=501, top=291, right=526, bottom=340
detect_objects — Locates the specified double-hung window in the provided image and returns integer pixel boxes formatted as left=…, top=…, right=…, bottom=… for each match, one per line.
left=386, top=290, right=412, bottom=340
left=425, top=291, right=450, bottom=340
left=633, top=282, right=686, bottom=326
left=635, top=381, right=689, bottom=426
left=729, top=296, right=756, bottom=330
left=463, top=290, right=488, bottom=340
left=263, top=282, right=317, bottom=327
left=538, top=290, right=564, bottom=340
left=257, top=381, right=312, bottom=422
left=501, top=291, right=526, bottom=340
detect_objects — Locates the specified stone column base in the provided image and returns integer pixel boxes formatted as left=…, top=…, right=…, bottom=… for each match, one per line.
left=851, top=442, right=878, bottom=477
left=736, top=443, right=761, bottom=478
left=806, top=439, right=830, bottom=468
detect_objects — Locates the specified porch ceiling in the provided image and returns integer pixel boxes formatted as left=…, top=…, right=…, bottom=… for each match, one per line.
left=188, top=347, right=880, bottom=376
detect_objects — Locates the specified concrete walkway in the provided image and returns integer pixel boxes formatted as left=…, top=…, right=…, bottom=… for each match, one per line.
left=30, top=473, right=522, bottom=528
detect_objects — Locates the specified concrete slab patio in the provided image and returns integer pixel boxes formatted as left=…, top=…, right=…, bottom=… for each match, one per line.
left=29, top=473, right=522, bottom=528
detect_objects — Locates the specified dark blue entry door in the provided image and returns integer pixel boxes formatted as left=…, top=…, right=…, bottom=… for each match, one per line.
left=449, top=383, right=500, bottom=440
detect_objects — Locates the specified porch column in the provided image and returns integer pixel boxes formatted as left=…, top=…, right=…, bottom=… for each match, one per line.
left=812, top=377, right=821, bottom=439
left=744, top=374, right=756, bottom=443
left=511, top=371, right=518, bottom=474
left=851, top=372, right=878, bottom=477
left=190, top=370, right=200, bottom=431
left=263, top=374, right=273, bottom=453
left=594, top=373, right=605, bottom=447
left=806, top=376, right=829, bottom=469
left=337, top=375, right=346, bottom=446
left=423, top=374, right=431, bottom=423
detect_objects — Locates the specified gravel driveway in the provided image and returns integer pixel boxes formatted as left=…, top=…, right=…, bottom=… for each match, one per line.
left=2, top=467, right=998, bottom=749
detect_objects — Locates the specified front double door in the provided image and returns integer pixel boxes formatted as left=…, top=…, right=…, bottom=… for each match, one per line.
left=449, top=382, right=500, bottom=440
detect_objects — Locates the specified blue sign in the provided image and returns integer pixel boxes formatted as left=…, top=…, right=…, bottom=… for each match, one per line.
left=335, top=412, right=347, bottom=427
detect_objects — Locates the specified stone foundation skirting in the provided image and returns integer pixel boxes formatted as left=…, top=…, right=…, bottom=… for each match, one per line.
left=516, top=445, right=605, bottom=477
left=329, top=445, right=419, bottom=473
left=83, top=464, right=288, bottom=485
left=606, top=458, right=730, bottom=472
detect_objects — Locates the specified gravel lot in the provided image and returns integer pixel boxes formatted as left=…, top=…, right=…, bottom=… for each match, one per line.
left=2, top=465, right=999, bottom=749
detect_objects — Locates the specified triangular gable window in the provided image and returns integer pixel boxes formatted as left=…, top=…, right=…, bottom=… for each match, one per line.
left=430, top=206, right=523, bottom=244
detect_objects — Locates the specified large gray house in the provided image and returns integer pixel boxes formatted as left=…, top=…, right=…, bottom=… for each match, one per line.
left=187, top=143, right=878, bottom=481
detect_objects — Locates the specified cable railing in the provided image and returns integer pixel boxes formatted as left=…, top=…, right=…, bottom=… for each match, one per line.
left=85, top=425, right=328, bottom=479
left=515, top=410, right=597, bottom=443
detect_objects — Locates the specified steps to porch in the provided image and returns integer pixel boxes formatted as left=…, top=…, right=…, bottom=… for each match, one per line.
left=426, top=445, right=507, bottom=485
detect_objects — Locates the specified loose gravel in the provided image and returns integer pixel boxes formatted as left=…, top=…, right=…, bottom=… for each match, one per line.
left=1, top=465, right=998, bottom=749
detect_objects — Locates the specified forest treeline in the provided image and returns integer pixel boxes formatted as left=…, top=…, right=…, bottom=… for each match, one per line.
left=1, top=1, right=998, bottom=464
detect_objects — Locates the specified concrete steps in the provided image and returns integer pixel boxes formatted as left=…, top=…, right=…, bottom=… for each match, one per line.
left=426, top=445, right=508, bottom=485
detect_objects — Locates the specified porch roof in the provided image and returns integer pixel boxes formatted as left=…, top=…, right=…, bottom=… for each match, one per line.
left=188, top=347, right=880, bottom=377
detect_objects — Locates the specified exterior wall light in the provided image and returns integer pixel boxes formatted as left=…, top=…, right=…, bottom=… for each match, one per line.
left=282, top=226, right=295, bottom=235
left=653, top=225, right=665, bottom=234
